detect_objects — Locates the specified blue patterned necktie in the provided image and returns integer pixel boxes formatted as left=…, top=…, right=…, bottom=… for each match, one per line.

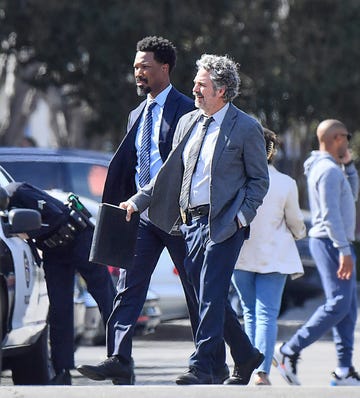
left=179, top=116, right=214, bottom=211
left=139, top=101, right=157, bottom=188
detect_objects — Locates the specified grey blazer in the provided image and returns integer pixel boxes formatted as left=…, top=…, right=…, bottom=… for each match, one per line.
left=131, top=103, right=269, bottom=243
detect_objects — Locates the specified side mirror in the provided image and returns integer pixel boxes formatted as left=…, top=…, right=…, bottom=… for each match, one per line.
left=2, top=209, right=42, bottom=237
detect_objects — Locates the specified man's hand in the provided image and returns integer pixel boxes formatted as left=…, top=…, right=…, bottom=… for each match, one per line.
left=119, top=201, right=136, bottom=222
left=337, top=254, right=353, bottom=280
left=340, top=149, right=352, bottom=165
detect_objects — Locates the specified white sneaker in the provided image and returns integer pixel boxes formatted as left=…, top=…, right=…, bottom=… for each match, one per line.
left=272, top=343, right=301, bottom=385
left=330, top=367, right=360, bottom=386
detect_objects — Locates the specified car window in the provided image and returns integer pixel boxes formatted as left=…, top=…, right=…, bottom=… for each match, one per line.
left=0, top=167, right=13, bottom=187
left=1, top=161, right=66, bottom=191
left=65, top=163, right=107, bottom=202
left=0, top=159, right=108, bottom=202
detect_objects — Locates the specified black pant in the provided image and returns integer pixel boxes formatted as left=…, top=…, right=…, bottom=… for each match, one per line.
left=43, top=227, right=116, bottom=372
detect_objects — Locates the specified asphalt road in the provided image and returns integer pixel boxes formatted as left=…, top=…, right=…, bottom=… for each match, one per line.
left=2, top=292, right=360, bottom=397
left=1, top=335, right=360, bottom=397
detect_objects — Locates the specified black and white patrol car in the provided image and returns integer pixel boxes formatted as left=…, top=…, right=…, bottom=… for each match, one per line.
left=0, top=166, right=51, bottom=384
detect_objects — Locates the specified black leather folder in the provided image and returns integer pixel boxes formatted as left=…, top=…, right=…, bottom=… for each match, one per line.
left=89, top=203, right=140, bottom=268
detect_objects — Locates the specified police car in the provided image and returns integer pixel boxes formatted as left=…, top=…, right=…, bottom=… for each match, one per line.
left=0, top=166, right=51, bottom=384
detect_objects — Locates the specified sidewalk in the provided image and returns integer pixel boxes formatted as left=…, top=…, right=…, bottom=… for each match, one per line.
left=1, top=385, right=360, bottom=398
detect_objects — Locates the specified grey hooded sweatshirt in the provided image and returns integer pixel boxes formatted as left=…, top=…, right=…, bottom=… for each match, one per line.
left=304, top=150, right=359, bottom=256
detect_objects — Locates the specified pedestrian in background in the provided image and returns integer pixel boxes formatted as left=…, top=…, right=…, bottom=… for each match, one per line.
left=232, top=128, right=306, bottom=385
left=77, top=36, right=199, bottom=385
left=2, top=182, right=115, bottom=385
left=275, top=119, right=360, bottom=386
left=120, top=54, right=269, bottom=385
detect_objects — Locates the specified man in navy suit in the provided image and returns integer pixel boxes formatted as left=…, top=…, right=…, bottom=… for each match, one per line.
left=121, top=54, right=269, bottom=384
left=77, top=36, right=197, bottom=385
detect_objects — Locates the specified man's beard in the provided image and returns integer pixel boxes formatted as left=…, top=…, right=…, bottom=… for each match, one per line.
left=136, top=85, right=151, bottom=97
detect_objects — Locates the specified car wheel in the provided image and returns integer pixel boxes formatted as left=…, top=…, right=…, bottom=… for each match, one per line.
left=11, top=325, right=53, bottom=385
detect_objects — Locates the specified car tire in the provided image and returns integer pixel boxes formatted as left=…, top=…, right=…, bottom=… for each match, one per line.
left=11, top=325, right=53, bottom=385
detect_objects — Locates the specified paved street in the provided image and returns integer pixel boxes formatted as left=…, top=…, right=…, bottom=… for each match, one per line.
left=1, top=292, right=360, bottom=397
left=1, top=337, right=360, bottom=397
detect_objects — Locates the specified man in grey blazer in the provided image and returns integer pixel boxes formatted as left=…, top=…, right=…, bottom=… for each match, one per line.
left=121, top=54, right=270, bottom=384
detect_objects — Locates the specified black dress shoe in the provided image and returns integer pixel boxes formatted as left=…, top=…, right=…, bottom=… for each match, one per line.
left=224, top=350, right=265, bottom=385
left=49, top=369, right=72, bottom=385
left=176, top=367, right=212, bottom=385
left=77, top=356, right=135, bottom=385
left=213, top=364, right=230, bottom=384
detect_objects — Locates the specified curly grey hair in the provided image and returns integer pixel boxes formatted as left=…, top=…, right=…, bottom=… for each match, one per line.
left=196, top=54, right=240, bottom=102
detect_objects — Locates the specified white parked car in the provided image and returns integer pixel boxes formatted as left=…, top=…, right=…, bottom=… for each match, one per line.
left=150, top=249, right=188, bottom=321
left=0, top=166, right=51, bottom=384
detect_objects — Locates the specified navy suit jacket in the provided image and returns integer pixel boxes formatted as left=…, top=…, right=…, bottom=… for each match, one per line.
left=102, top=87, right=194, bottom=205
left=131, top=104, right=269, bottom=243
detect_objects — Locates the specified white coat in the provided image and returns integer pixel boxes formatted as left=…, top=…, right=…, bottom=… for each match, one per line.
left=235, top=165, right=306, bottom=279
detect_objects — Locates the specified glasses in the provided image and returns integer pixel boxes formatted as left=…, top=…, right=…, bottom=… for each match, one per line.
left=338, top=133, right=352, bottom=141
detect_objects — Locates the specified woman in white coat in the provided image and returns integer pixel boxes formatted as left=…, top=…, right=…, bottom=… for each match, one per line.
left=232, top=129, right=306, bottom=385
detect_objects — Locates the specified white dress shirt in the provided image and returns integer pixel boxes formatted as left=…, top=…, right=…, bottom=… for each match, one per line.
left=135, top=84, right=172, bottom=191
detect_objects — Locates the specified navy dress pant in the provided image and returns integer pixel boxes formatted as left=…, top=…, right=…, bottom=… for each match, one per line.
left=180, top=215, right=256, bottom=377
left=106, top=218, right=198, bottom=361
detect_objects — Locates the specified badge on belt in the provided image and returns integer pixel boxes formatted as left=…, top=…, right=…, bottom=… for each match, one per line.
left=180, top=208, right=187, bottom=224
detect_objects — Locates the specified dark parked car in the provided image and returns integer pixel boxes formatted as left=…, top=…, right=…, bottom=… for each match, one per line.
left=229, top=210, right=323, bottom=317
left=0, top=147, right=322, bottom=321
left=0, top=147, right=188, bottom=322
left=0, top=147, right=111, bottom=203
left=280, top=211, right=323, bottom=314
left=0, top=148, right=161, bottom=340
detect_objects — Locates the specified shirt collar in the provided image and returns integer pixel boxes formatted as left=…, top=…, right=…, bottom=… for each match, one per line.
left=201, top=102, right=229, bottom=127
left=147, top=84, right=172, bottom=108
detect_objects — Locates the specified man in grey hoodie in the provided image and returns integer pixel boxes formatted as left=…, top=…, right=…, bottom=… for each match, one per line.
left=274, top=119, right=360, bottom=386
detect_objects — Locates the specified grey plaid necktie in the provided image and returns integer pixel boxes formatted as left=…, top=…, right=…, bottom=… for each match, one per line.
left=179, top=116, right=214, bottom=211
left=139, top=101, right=157, bottom=188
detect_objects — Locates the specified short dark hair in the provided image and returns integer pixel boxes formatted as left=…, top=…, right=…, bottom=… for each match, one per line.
left=136, top=36, right=177, bottom=72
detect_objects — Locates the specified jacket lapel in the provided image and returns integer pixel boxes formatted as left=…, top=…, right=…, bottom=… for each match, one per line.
left=128, top=101, right=146, bottom=133
left=212, top=104, right=237, bottom=170
left=159, top=89, right=178, bottom=149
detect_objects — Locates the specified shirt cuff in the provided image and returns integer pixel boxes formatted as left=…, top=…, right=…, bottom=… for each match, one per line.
left=237, top=211, right=247, bottom=227
left=338, top=245, right=351, bottom=257
left=128, top=200, right=138, bottom=212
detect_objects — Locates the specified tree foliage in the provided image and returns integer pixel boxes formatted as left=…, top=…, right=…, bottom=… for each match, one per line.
left=0, top=0, right=359, bottom=157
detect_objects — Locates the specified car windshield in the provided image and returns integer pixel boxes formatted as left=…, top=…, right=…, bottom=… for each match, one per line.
left=66, top=163, right=107, bottom=202
left=1, top=161, right=108, bottom=202
left=0, top=167, right=13, bottom=187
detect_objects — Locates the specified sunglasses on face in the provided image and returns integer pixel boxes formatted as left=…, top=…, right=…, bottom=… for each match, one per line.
left=338, top=133, right=352, bottom=141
